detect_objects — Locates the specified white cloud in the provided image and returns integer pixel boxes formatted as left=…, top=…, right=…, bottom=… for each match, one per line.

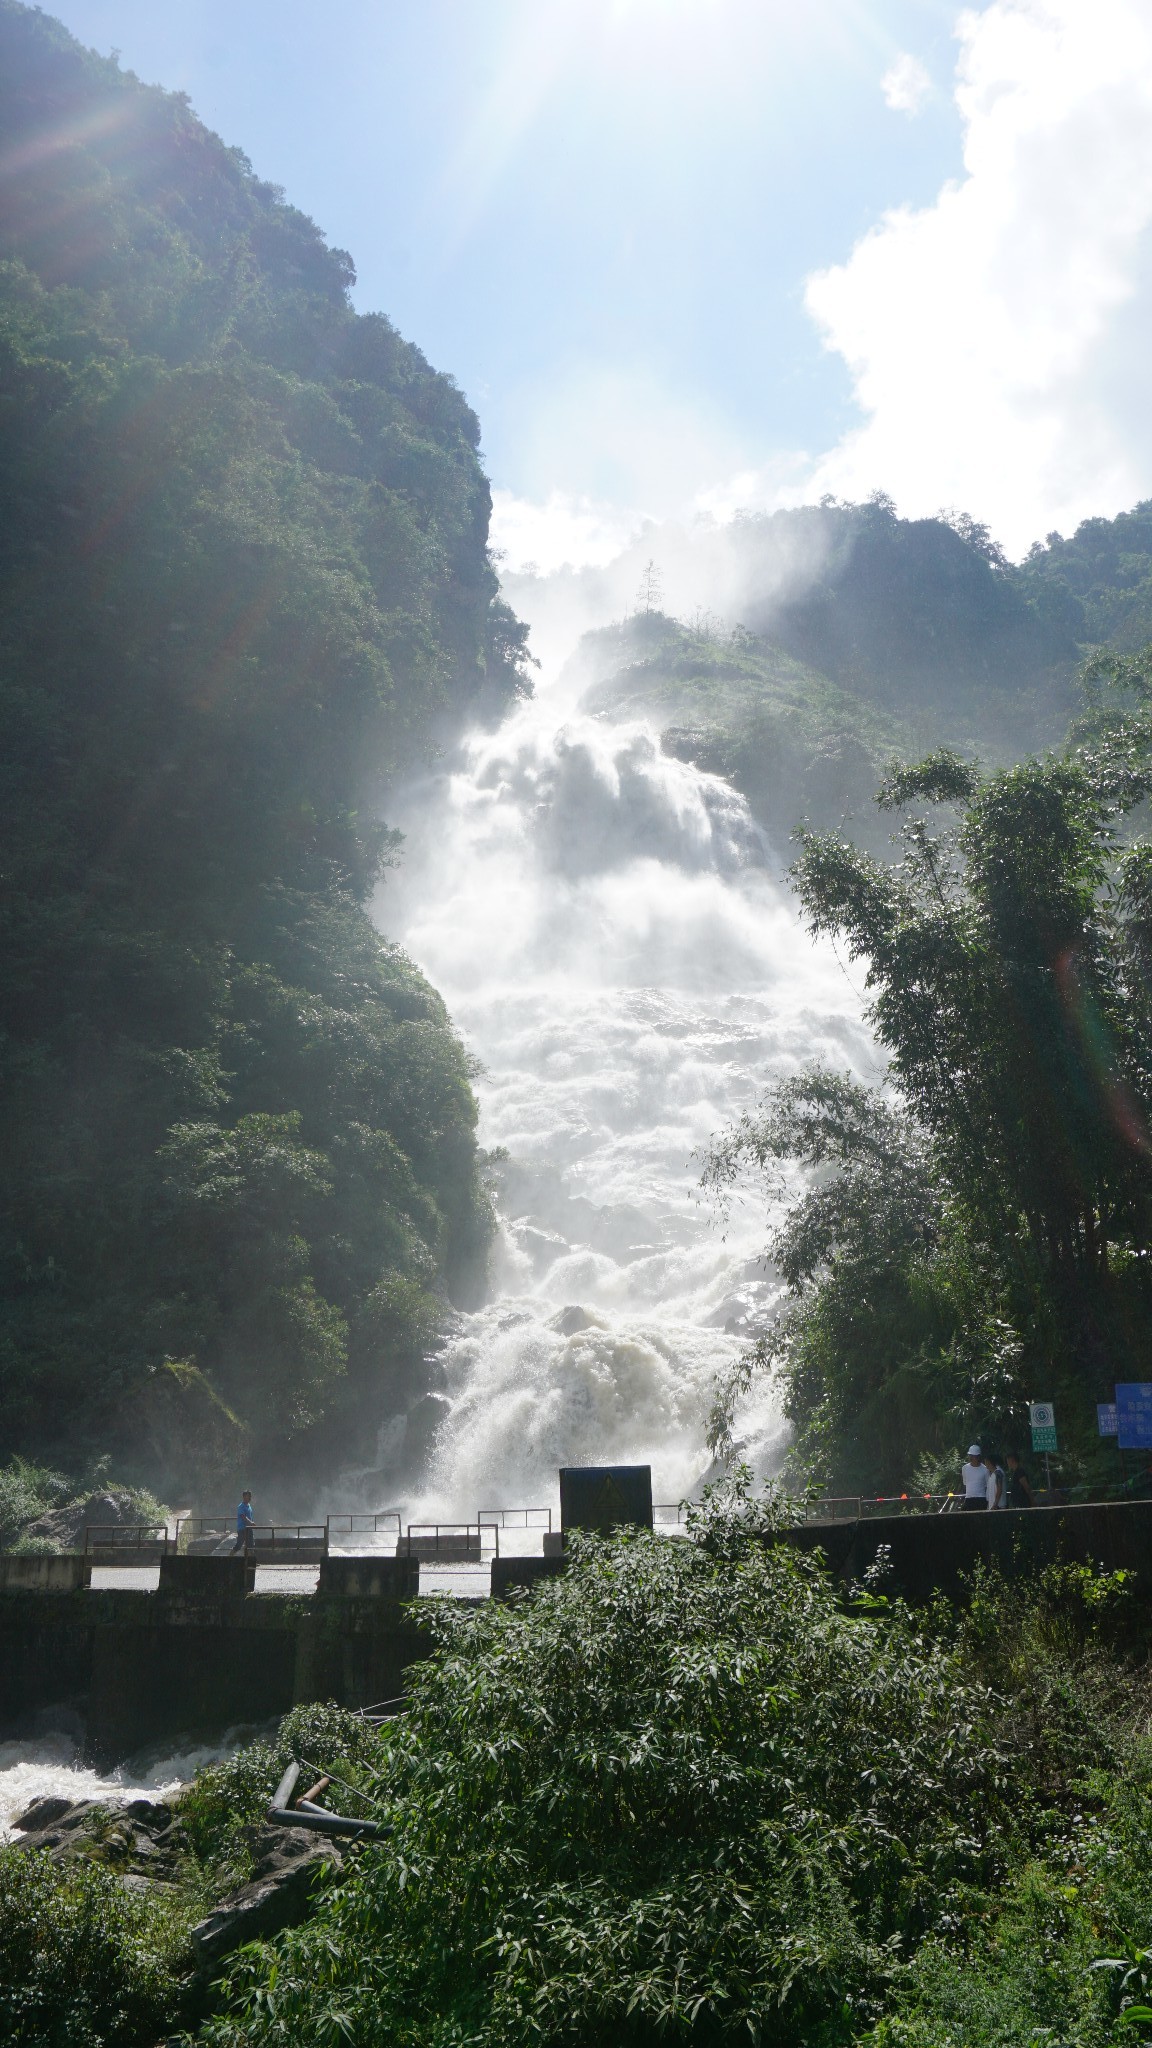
left=805, top=0, right=1152, bottom=555
left=491, top=488, right=642, bottom=575
left=881, top=52, right=932, bottom=115
left=494, top=0, right=1152, bottom=599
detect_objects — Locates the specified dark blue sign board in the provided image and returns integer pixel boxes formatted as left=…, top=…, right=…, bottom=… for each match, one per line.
left=1098, top=1403, right=1119, bottom=1437
left=1115, top=1384, right=1152, bottom=1450
left=559, top=1465, right=653, bottom=1535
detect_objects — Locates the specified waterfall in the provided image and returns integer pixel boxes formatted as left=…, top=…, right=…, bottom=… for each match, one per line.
left=0, top=663, right=874, bottom=1821
left=377, top=670, right=875, bottom=1516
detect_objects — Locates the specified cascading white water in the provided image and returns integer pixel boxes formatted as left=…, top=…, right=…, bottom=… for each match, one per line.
left=0, top=663, right=872, bottom=1824
left=378, top=673, right=876, bottom=1517
left=0, top=1729, right=258, bottom=1840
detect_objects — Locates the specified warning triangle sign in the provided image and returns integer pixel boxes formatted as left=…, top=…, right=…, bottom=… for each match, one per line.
left=588, top=1473, right=632, bottom=1528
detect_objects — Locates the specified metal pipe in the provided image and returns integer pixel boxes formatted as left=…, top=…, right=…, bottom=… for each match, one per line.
left=271, top=1760, right=300, bottom=1810
left=267, top=1806, right=386, bottom=1837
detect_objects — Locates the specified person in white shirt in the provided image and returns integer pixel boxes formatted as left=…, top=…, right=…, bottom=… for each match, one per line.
left=961, top=1444, right=989, bottom=1511
left=983, top=1451, right=1007, bottom=1509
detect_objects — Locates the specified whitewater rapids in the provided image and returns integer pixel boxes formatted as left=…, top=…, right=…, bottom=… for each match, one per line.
left=0, top=674, right=873, bottom=1824
left=377, top=680, right=875, bottom=1517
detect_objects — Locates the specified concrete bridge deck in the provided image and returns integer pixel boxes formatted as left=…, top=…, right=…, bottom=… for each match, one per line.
left=5, top=1500, right=1152, bottom=1762
left=0, top=1554, right=430, bottom=1762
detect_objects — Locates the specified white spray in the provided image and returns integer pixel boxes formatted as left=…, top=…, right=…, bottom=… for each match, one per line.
left=376, top=650, right=875, bottom=1518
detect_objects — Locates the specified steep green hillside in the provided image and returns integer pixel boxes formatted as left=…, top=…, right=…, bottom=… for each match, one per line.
left=730, top=497, right=1078, bottom=738
left=0, top=4, right=531, bottom=1493
left=573, top=498, right=1152, bottom=850
left=574, top=610, right=914, bottom=853
left=1017, top=499, right=1152, bottom=652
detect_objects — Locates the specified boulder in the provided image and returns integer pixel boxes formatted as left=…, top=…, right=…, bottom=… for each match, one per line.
left=12, top=1794, right=76, bottom=1831
left=191, top=1826, right=345, bottom=1964
left=12, top=1795, right=188, bottom=1882
left=12, top=1797, right=101, bottom=1848
left=13, top=1793, right=346, bottom=1969
left=548, top=1304, right=596, bottom=1336
left=23, top=1490, right=141, bottom=1550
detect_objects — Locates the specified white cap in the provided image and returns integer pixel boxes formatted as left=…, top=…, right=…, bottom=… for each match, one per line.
left=967, top=1443, right=982, bottom=1456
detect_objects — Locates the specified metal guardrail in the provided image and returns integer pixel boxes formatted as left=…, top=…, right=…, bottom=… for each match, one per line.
left=179, top=1519, right=327, bottom=1557
left=255, top=1524, right=326, bottom=1551
left=325, top=1512, right=402, bottom=1544
left=83, top=1524, right=170, bottom=1556
left=478, top=1506, right=552, bottom=1532
left=802, top=1494, right=959, bottom=1522
left=402, top=1523, right=486, bottom=1561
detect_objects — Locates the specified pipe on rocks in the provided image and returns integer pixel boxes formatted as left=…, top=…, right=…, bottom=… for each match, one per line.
left=267, top=1805, right=387, bottom=1838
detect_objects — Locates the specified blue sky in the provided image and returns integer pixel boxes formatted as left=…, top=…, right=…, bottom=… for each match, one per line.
left=45, top=1, right=1152, bottom=563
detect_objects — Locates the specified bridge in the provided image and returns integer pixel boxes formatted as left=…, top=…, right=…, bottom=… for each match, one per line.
left=3, top=1472, right=1152, bottom=1762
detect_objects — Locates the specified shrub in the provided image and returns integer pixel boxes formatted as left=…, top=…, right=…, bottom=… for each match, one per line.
left=0, top=1846, right=182, bottom=2048
left=178, top=1701, right=383, bottom=1871
left=202, top=1528, right=1016, bottom=2047
left=0, top=1457, right=68, bottom=1548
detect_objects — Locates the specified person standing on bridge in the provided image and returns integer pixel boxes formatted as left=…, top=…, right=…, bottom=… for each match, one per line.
left=232, top=1490, right=255, bottom=1555
left=961, top=1445, right=989, bottom=1511
left=1005, top=1450, right=1035, bottom=1508
left=983, top=1450, right=1007, bottom=1509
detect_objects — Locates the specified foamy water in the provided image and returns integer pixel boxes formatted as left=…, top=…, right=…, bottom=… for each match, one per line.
left=0, top=667, right=872, bottom=1815
left=0, top=1728, right=256, bottom=1840
left=375, top=687, right=875, bottom=1515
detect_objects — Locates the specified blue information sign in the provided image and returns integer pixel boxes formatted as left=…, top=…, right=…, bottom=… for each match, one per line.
left=1098, top=1403, right=1119, bottom=1437
left=1115, top=1383, right=1152, bottom=1450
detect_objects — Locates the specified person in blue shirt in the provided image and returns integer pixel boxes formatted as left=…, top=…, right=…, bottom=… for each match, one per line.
left=232, top=1490, right=255, bottom=1555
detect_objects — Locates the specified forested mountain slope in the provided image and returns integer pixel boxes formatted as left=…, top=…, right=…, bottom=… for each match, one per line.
left=571, top=496, right=1152, bottom=850
left=0, top=3, right=531, bottom=1494
left=1018, top=499, right=1152, bottom=652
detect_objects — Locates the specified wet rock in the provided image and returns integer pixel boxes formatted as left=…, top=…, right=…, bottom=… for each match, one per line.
left=12, top=1797, right=101, bottom=1847
left=12, top=1793, right=350, bottom=1984
left=12, top=1795, right=189, bottom=1883
left=124, top=1797, right=173, bottom=1828
left=548, top=1304, right=596, bottom=1336
left=24, top=1491, right=141, bottom=1550
left=404, top=1392, right=450, bottom=1468
left=191, top=1827, right=344, bottom=1965
left=513, top=1222, right=571, bottom=1273
left=12, top=1794, right=75, bottom=1831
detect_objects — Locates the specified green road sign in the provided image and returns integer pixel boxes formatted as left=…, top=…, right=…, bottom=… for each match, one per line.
left=1029, top=1401, right=1058, bottom=1454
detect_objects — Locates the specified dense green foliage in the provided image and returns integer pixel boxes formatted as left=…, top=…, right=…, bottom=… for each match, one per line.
left=0, top=1455, right=68, bottom=1546
left=0, top=1846, right=187, bottom=2048
left=1020, top=501, right=1152, bottom=654
left=701, top=1072, right=1011, bottom=1494
left=0, top=1702, right=374, bottom=2046
left=708, top=648, right=1152, bottom=1493
left=201, top=1523, right=1009, bottom=2047
left=179, top=1516, right=1152, bottom=2048
left=5, top=1526, right=1152, bottom=2047
left=0, top=4, right=531, bottom=1487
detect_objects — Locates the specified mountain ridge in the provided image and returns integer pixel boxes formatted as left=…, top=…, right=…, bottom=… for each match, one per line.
left=0, top=0, right=530, bottom=1497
